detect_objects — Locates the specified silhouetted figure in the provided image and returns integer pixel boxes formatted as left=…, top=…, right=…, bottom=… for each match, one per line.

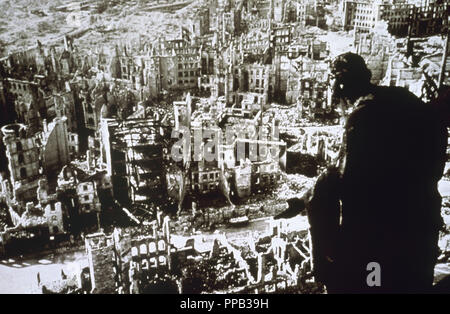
left=61, top=269, right=67, bottom=280
left=277, top=52, right=448, bottom=293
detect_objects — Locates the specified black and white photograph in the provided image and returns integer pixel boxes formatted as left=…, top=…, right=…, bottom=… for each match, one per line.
left=0, top=0, right=449, bottom=297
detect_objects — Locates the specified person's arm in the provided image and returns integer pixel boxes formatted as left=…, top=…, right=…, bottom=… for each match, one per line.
left=274, top=166, right=342, bottom=220
left=430, top=86, right=450, bottom=127
left=274, top=197, right=307, bottom=219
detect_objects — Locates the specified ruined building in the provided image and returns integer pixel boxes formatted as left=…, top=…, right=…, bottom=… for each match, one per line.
left=85, top=217, right=172, bottom=294
left=172, top=94, right=286, bottom=202
left=2, top=124, right=41, bottom=203
left=342, top=0, right=449, bottom=37
left=99, top=114, right=168, bottom=207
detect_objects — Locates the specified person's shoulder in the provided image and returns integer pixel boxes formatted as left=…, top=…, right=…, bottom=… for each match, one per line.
left=430, top=85, right=450, bottom=127
left=374, top=85, right=422, bottom=104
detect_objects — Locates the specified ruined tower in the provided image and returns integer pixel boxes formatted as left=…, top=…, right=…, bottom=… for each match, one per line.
left=1, top=123, right=40, bottom=202
left=85, top=233, right=116, bottom=294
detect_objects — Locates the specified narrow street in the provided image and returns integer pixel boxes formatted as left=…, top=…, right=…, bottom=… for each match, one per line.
left=0, top=250, right=87, bottom=294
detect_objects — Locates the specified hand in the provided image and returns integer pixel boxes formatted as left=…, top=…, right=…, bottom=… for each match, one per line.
left=274, top=198, right=306, bottom=219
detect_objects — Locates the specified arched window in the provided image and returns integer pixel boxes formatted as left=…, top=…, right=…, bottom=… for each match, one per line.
left=158, top=240, right=166, bottom=251
left=139, top=244, right=148, bottom=255
left=149, top=242, right=157, bottom=253
left=16, top=141, right=22, bottom=151
left=18, top=154, right=24, bottom=164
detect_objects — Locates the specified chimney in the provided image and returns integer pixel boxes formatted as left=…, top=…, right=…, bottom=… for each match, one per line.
left=86, top=150, right=91, bottom=172
left=257, top=253, right=263, bottom=283
left=163, top=216, right=170, bottom=242
left=157, top=211, right=162, bottom=228
left=64, top=35, right=70, bottom=52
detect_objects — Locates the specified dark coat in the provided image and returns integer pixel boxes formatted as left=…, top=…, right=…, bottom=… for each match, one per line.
left=306, top=85, right=448, bottom=293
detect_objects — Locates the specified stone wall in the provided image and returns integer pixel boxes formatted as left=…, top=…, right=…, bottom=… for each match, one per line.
left=85, top=233, right=116, bottom=294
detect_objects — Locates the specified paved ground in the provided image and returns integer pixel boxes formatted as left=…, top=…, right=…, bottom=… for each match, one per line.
left=0, top=251, right=87, bottom=294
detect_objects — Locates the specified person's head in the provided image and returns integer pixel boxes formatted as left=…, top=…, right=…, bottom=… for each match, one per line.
left=329, top=52, right=372, bottom=103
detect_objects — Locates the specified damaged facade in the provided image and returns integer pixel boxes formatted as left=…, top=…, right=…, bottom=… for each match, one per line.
left=342, top=0, right=449, bottom=37
left=172, top=92, right=286, bottom=204
left=84, top=215, right=315, bottom=294
left=0, top=0, right=448, bottom=295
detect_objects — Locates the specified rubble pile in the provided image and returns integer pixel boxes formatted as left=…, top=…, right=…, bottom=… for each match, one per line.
left=18, top=210, right=47, bottom=229
left=180, top=247, right=248, bottom=293
left=173, top=199, right=285, bottom=234
left=0, top=204, right=12, bottom=231
left=171, top=172, right=317, bottom=234
left=138, top=274, right=179, bottom=294
left=40, top=276, right=79, bottom=294
left=276, top=174, right=315, bottom=201
left=270, top=105, right=330, bottom=130
left=270, top=105, right=301, bottom=129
